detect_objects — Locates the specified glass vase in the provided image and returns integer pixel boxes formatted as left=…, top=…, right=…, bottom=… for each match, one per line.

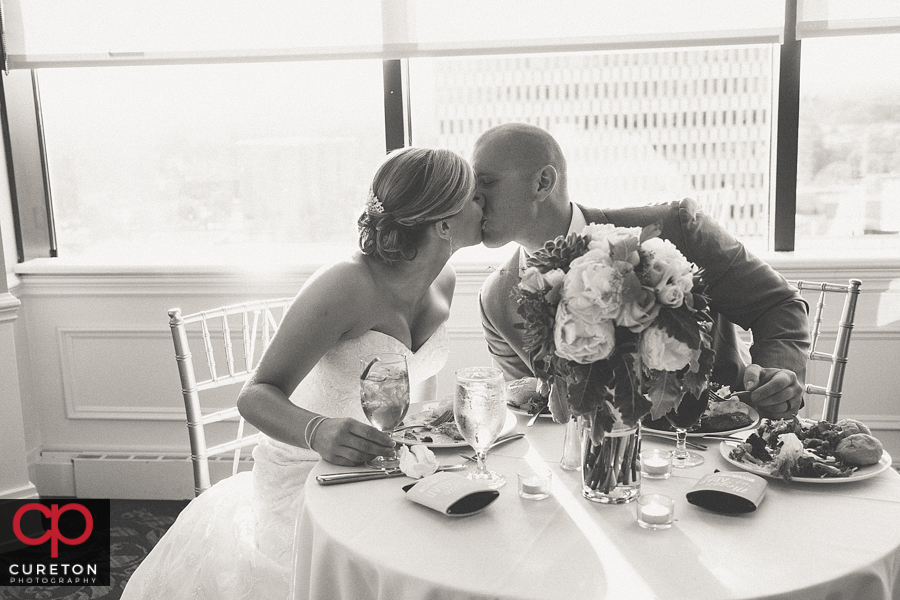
left=580, top=417, right=641, bottom=504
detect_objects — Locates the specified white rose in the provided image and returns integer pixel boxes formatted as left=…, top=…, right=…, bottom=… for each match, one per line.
left=656, top=283, right=685, bottom=308
left=639, top=326, right=693, bottom=372
left=544, top=268, right=566, bottom=304
left=554, top=301, right=615, bottom=364
left=519, top=266, right=547, bottom=294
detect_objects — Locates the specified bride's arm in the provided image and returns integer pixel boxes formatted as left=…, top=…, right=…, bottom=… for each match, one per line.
left=236, top=263, right=395, bottom=466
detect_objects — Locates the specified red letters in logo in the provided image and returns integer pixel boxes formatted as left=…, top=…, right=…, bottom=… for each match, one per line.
left=12, top=503, right=94, bottom=558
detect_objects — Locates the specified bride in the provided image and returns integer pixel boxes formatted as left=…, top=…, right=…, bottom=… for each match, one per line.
left=121, top=147, right=483, bottom=599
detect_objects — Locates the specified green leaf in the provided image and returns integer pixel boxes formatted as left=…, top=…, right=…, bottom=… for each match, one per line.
left=565, top=361, right=614, bottom=417
left=645, top=369, right=685, bottom=419
left=609, top=234, right=640, bottom=263
left=654, top=305, right=701, bottom=349
left=618, top=269, right=643, bottom=305
left=617, top=352, right=651, bottom=426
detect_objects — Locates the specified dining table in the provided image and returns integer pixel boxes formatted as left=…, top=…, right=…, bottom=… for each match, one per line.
left=291, top=411, right=900, bottom=600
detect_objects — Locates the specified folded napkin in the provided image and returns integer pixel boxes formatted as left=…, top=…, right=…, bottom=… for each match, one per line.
left=403, top=471, right=500, bottom=517
left=398, top=444, right=439, bottom=479
left=686, top=470, right=768, bottom=514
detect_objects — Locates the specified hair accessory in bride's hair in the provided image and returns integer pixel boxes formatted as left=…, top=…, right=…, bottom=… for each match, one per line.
left=365, top=189, right=384, bottom=214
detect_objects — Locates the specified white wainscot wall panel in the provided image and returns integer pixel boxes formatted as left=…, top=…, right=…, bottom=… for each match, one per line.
left=13, top=261, right=900, bottom=498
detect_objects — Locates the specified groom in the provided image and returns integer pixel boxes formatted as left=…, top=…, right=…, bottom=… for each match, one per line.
left=473, top=123, right=810, bottom=420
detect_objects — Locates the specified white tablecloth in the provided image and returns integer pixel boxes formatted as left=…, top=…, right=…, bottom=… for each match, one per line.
left=292, top=414, right=900, bottom=600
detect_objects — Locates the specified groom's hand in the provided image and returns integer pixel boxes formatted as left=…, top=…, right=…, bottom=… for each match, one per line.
left=742, top=365, right=803, bottom=420
left=312, top=417, right=396, bottom=466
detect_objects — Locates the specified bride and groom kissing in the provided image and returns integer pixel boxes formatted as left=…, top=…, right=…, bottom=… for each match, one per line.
left=122, top=122, right=810, bottom=599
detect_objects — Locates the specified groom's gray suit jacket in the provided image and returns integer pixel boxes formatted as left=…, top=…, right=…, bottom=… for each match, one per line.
left=478, top=198, right=810, bottom=391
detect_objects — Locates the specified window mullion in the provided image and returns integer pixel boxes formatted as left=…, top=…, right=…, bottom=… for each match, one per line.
left=0, top=68, right=54, bottom=261
left=773, top=0, right=800, bottom=252
left=383, top=59, right=410, bottom=153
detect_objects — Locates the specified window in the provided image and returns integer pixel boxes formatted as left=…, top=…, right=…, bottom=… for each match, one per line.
left=795, top=33, right=900, bottom=254
left=38, top=61, right=385, bottom=264
left=6, top=1, right=900, bottom=264
left=411, top=46, right=775, bottom=257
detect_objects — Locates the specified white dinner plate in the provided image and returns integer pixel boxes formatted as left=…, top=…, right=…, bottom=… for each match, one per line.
left=393, top=401, right=518, bottom=449
left=719, top=441, right=893, bottom=483
left=643, top=405, right=761, bottom=438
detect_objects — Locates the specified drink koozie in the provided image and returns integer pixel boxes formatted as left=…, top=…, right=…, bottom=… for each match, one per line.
left=686, top=470, right=768, bottom=514
left=402, top=471, right=499, bottom=517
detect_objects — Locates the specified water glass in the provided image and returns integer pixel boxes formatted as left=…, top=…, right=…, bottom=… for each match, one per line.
left=454, top=366, right=507, bottom=489
left=359, top=352, right=410, bottom=470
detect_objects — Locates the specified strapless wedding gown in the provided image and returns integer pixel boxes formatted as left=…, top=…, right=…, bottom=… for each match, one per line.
left=121, top=325, right=449, bottom=600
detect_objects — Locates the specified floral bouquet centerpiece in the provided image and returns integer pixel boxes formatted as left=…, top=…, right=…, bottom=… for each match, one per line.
left=515, top=223, right=715, bottom=501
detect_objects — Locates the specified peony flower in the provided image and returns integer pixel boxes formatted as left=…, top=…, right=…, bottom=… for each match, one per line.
left=615, top=286, right=660, bottom=332
left=639, top=325, right=694, bottom=371
left=639, top=238, right=693, bottom=289
left=582, top=224, right=642, bottom=264
left=563, top=252, right=627, bottom=321
left=554, top=301, right=615, bottom=363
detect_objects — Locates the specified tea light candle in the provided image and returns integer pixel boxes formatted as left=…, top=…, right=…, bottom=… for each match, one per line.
left=522, top=479, right=549, bottom=496
left=640, top=502, right=671, bottom=525
left=518, top=467, right=552, bottom=500
left=640, top=449, right=673, bottom=479
left=636, top=494, right=674, bottom=530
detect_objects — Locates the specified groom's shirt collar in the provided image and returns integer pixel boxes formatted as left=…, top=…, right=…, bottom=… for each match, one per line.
left=519, top=203, right=586, bottom=271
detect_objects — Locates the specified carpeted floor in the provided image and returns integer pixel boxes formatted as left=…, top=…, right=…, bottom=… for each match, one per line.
left=0, top=499, right=190, bottom=600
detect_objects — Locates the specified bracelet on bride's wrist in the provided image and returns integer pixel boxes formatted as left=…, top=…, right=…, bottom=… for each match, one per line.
left=303, top=416, right=323, bottom=449
left=308, top=417, right=329, bottom=452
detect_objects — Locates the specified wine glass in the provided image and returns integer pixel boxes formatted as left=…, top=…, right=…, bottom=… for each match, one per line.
left=359, top=352, right=410, bottom=470
left=454, top=366, right=508, bottom=489
left=665, top=388, right=711, bottom=468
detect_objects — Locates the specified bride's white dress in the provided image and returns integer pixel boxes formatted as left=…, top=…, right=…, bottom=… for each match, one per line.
left=121, top=325, right=449, bottom=600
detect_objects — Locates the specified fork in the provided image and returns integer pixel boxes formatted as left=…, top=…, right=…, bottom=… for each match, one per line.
left=395, top=406, right=454, bottom=432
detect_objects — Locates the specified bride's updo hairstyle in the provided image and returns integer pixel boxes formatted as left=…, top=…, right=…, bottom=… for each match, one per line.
left=358, top=147, right=475, bottom=263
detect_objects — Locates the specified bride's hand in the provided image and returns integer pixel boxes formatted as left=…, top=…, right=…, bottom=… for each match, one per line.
left=311, top=417, right=397, bottom=466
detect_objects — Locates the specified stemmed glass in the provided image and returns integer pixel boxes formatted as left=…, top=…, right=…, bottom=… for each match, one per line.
left=454, top=366, right=508, bottom=489
left=665, top=388, right=711, bottom=468
left=359, top=352, right=410, bottom=470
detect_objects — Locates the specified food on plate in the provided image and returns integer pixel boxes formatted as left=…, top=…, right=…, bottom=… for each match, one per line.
left=642, top=383, right=754, bottom=433
left=506, top=377, right=548, bottom=416
left=834, top=433, right=884, bottom=466
left=399, top=401, right=465, bottom=444
left=728, top=417, right=885, bottom=480
left=835, top=418, right=872, bottom=438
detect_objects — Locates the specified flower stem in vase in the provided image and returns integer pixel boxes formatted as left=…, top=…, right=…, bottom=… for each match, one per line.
left=580, top=417, right=641, bottom=504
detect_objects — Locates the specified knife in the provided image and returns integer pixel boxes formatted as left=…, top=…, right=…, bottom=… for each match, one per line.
left=316, top=464, right=467, bottom=486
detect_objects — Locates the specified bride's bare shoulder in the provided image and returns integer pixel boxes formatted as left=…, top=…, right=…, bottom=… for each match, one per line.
left=435, top=261, right=457, bottom=302
left=304, top=254, right=373, bottom=289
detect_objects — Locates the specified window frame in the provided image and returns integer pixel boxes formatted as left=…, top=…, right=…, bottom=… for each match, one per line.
left=2, top=1, right=894, bottom=263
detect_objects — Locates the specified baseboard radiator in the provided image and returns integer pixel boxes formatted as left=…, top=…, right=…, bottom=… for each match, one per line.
left=36, top=452, right=254, bottom=500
